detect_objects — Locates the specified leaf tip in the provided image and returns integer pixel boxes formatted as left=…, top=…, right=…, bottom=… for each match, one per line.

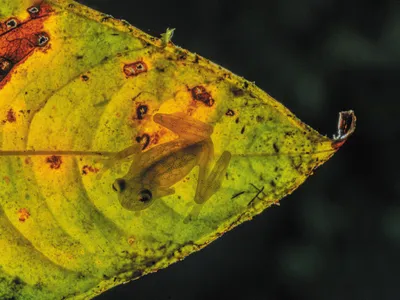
left=332, top=110, right=356, bottom=149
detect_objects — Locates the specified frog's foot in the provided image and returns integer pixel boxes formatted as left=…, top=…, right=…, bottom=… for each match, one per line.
left=183, top=203, right=203, bottom=224
left=96, top=156, right=127, bottom=179
left=184, top=151, right=231, bottom=223
left=96, top=144, right=142, bottom=180
left=95, top=157, right=114, bottom=179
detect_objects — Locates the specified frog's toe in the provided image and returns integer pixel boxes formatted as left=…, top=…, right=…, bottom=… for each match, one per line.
left=95, top=158, right=114, bottom=179
left=183, top=203, right=203, bottom=224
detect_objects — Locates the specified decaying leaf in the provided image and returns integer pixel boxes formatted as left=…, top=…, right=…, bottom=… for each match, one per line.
left=0, top=0, right=356, bottom=299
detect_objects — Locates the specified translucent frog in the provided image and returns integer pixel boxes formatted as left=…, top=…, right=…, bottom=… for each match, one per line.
left=103, top=112, right=231, bottom=219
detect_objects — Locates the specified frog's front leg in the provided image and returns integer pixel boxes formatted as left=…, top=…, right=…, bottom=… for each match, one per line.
left=96, top=143, right=142, bottom=179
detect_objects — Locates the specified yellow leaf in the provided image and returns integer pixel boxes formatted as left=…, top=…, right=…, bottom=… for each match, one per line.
left=0, top=0, right=356, bottom=299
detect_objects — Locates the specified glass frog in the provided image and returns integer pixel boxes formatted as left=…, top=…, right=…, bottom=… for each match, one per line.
left=103, top=112, right=232, bottom=219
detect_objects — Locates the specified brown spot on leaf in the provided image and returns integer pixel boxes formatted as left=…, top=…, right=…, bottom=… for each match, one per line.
left=18, top=208, right=30, bottom=222
left=0, top=57, right=13, bottom=74
left=46, top=155, right=62, bottom=169
left=5, top=18, right=18, bottom=29
left=135, top=134, right=150, bottom=150
left=34, top=32, right=50, bottom=47
left=256, top=116, right=264, bottom=123
left=128, top=237, right=135, bottom=246
left=225, top=109, right=235, bottom=116
left=6, top=109, right=16, bottom=122
left=177, top=52, right=187, bottom=60
left=124, top=61, right=148, bottom=77
left=3, top=176, right=10, bottom=184
left=273, top=143, right=279, bottom=153
left=136, top=104, right=148, bottom=120
left=27, top=6, right=40, bottom=18
left=82, top=165, right=99, bottom=175
left=0, top=57, right=13, bottom=83
left=191, top=86, right=214, bottom=106
left=231, top=87, right=244, bottom=97
left=27, top=3, right=53, bottom=19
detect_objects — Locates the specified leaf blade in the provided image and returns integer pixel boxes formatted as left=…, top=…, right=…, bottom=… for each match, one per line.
left=0, top=0, right=355, bottom=299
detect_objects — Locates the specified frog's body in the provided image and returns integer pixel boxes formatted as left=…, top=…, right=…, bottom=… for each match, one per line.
left=106, top=112, right=232, bottom=217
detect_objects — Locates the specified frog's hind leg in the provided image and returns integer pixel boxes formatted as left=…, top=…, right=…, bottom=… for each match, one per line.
left=199, top=151, right=232, bottom=202
left=194, top=150, right=232, bottom=204
left=153, top=112, right=214, bottom=141
left=185, top=147, right=231, bottom=223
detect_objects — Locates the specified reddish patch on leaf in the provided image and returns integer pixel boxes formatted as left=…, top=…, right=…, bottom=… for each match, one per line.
left=82, top=165, right=99, bottom=175
left=6, top=109, right=16, bottom=122
left=124, top=61, right=148, bottom=77
left=191, top=86, right=214, bottom=106
left=46, top=155, right=62, bottom=169
left=24, top=157, right=32, bottom=165
left=3, top=176, right=10, bottom=184
left=152, top=132, right=161, bottom=145
left=0, top=2, right=53, bottom=89
left=18, top=208, right=30, bottom=222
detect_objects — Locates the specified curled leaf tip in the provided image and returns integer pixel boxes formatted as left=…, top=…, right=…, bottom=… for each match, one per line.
left=333, top=110, right=356, bottom=148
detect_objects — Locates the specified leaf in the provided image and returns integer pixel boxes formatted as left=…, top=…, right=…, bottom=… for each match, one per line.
left=0, top=0, right=356, bottom=299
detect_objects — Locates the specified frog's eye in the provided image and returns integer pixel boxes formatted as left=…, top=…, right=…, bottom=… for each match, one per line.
left=112, top=178, right=126, bottom=193
left=137, top=189, right=152, bottom=203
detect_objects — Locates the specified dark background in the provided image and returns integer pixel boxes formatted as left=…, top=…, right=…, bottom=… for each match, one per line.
left=77, top=0, right=400, bottom=299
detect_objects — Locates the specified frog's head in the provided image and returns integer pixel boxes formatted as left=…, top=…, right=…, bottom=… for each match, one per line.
left=112, top=178, right=155, bottom=211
